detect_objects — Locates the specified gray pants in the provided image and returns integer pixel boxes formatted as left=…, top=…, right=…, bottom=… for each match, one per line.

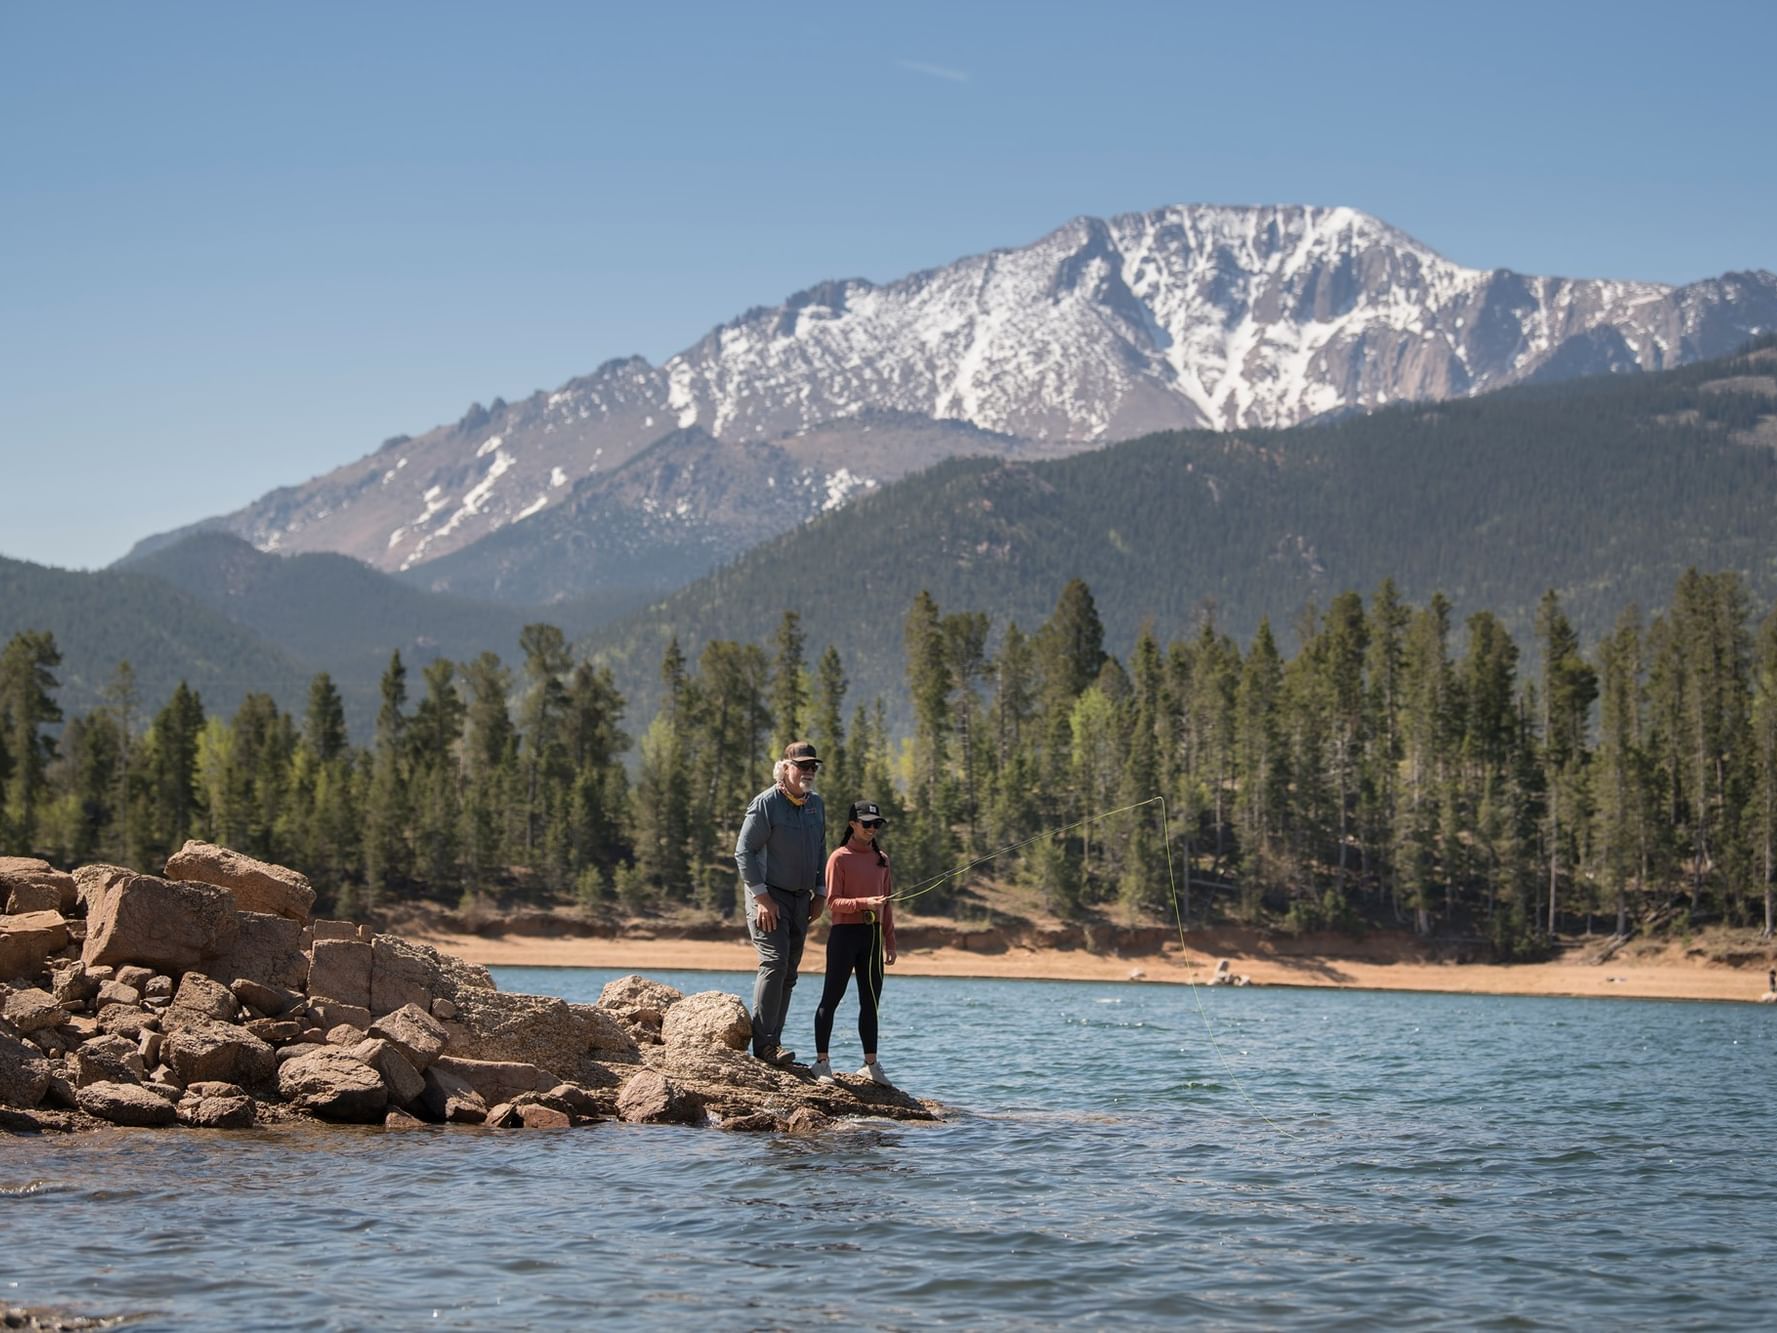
left=746, top=887, right=811, bottom=1056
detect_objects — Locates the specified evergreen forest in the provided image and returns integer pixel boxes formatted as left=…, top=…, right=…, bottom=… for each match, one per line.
left=5, top=567, right=1776, bottom=956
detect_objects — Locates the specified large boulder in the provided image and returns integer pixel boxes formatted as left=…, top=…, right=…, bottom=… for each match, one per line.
left=0, top=911, right=70, bottom=981
left=231, top=979, right=303, bottom=1017
left=308, top=938, right=373, bottom=1010
left=171, top=973, right=240, bottom=1022
left=615, top=1069, right=705, bottom=1125
left=83, top=874, right=238, bottom=974
left=78, top=1079, right=178, bottom=1127
left=662, top=991, right=752, bottom=1052
left=569, top=1004, right=643, bottom=1057
left=160, top=1015, right=276, bottom=1087
left=277, top=1048, right=388, bottom=1122
left=73, top=1034, right=146, bottom=1087
left=1, top=986, right=67, bottom=1034
left=164, top=840, right=316, bottom=924
left=204, top=911, right=307, bottom=992
left=0, top=857, right=77, bottom=914
left=430, top=1055, right=555, bottom=1107
left=177, top=1083, right=256, bottom=1129
left=598, top=974, right=683, bottom=1014
left=72, top=863, right=131, bottom=912
left=444, top=989, right=632, bottom=1077
left=348, top=1037, right=425, bottom=1106
left=368, top=1004, right=448, bottom=1072
left=96, top=1004, right=158, bottom=1040
left=0, top=1031, right=51, bottom=1108
left=49, top=961, right=100, bottom=1008
left=369, top=934, right=495, bottom=1018
left=418, top=1063, right=487, bottom=1123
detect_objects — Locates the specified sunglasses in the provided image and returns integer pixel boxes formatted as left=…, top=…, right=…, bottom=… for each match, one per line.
left=793, top=759, right=821, bottom=772
left=857, top=818, right=885, bottom=829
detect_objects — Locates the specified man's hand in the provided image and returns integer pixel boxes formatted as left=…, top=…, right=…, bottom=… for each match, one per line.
left=754, top=894, right=780, bottom=931
left=885, top=950, right=897, bottom=966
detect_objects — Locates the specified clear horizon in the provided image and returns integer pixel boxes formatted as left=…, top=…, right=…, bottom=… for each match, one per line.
left=3, top=0, right=1774, bottom=571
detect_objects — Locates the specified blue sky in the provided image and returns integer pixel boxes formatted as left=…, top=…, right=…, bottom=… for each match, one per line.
left=3, top=0, right=1773, bottom=570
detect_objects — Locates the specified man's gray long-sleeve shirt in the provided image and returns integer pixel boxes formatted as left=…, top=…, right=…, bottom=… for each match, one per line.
left=735, top=785, right=827, bottom=900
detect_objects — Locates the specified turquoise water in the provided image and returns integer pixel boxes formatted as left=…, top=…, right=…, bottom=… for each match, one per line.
left=3, top=969, right=1773, bottom=1329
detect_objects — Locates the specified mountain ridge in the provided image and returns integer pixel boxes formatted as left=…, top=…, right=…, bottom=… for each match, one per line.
left=124, top=203, right=1777, bottom=607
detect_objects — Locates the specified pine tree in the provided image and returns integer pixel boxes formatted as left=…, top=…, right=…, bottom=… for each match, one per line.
left=943, top=611, right=990, bottom=851
left=1397, top=596, right=1456, bottom=935
left=769, top=611, right=808, bottom=753
left=1535, top=589, right=1598, bottom=934
left=517, top=624, right=573, bottom=878
left=903, top=591, right=955, bottom=899
left=303, top=673, right=349, bottom=762
left=688, top=640, right=769, bottom=911
left=0, top=629, right=64, bottom=850
left=363, top=651, right=412, bottom=905
left=808, top=645, right=849, bottom=806
left=460, top=651, right=517, bottom=893
left=1234, top=619, right=1286, bottom=915
left=144, top=681, right=205, bottom=857
left=562, top=661, right=629, bottom=890
left=410, top=660, right=465, bottom=895
left=1750, top=606, right=1777, bottom=939
left=101, top=660, right=140, bottom=866
left=1593, top=608, right=1650, bottom=936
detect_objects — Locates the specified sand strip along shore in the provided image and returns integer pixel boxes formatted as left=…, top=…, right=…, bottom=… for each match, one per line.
left=408, top=932, right=1777, bottom=1005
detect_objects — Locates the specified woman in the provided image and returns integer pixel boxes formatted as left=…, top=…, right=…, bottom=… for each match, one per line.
left=810, top=800, right=897, bottom=1087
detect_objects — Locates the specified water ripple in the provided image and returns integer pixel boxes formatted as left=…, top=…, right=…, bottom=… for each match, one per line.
left=3, top=972, right=1774, bottom=1329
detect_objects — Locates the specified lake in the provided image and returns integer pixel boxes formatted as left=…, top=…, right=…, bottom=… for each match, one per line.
left=3, top=968, right=1773, bottom=1329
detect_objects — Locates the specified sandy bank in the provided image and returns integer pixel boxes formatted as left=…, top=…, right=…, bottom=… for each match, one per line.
left=407, top=930, right=1777, bottom=1005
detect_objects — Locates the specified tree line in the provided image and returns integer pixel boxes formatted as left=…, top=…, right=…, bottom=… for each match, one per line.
left=3, top=568, right=1775, bottom=951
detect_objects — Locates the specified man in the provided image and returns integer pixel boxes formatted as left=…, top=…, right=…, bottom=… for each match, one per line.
left=735, top=740, right=827, bottom=1065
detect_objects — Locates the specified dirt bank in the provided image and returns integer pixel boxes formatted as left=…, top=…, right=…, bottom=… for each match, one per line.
left=406, top=926, right=1777, bottom=1004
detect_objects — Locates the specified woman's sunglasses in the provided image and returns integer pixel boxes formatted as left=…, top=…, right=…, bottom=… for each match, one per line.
left=858, top=818, right=885, bottom=829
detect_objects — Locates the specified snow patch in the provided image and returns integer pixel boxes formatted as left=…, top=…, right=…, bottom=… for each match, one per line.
left=822, top=468, right=877, bottom=511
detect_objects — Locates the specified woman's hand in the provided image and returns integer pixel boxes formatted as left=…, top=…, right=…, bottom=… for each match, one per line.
left=885, top=950, right=897, bottom=965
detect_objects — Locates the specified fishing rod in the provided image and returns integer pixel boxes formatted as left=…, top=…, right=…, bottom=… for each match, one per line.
left=882, top=794, right=1299, bottom=1139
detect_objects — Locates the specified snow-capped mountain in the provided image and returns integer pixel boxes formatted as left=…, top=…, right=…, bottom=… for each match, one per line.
left=127, top=204, right=1777, bottom=599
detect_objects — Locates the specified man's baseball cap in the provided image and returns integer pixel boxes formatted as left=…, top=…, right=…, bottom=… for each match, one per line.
left=784, top=741, right=822, bottom=768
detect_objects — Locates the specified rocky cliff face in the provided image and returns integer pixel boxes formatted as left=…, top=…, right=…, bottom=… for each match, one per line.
left=126, top=204, right=1777, bottom=599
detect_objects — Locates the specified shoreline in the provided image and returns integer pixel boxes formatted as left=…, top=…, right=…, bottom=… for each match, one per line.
left=408, top=932, right=1777, bottom=1005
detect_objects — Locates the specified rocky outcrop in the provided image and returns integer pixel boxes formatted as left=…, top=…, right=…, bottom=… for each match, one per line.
left=0, top=844, right=943, bottom=1136
left=76, top=1080, right=178, bottom=1127
left=1, top=911, right=71, bottom=980
left=83, top=874, right=237, bottom=973
left=661, top=991, right=751, bottom=1052
left=0, top=858, right=77, bottom=915
left=165, top=840, right=316, bottom=923
left=278, top=1048, right=387, bottom=1122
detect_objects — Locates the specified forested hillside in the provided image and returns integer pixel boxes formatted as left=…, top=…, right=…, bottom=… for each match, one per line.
left=0, top=555, right=314, bottom=721
left=587, top=341, right=1777, bottom=731
left=4, top=563, right=1774, bottom=955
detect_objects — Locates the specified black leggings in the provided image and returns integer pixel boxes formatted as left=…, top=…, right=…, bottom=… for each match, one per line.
left=814, top=923, right=883, bottom=1055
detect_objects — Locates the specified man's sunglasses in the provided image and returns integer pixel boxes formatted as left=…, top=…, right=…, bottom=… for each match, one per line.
left=858, top=818, right=885, bottom=829
left=793, top=759, right=821, bottom=771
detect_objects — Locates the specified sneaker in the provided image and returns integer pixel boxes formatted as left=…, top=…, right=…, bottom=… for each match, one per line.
left=809, top=1058, right=835, bottom=1084
left=856, top=1060, right=892, bottom=1086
